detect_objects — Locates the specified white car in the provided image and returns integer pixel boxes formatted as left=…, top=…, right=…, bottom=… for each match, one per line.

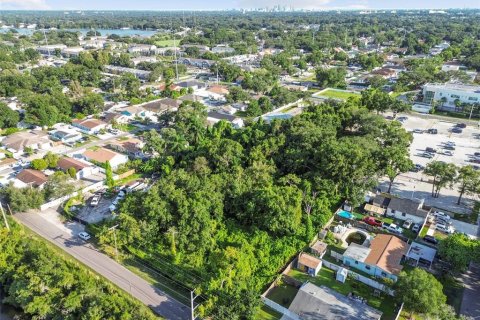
left=434, top=211, right=451, bottom=221
left=109, top=204, right=116, bottom=212
left=436, top=223, right=454, bottom=234
left=78, top=232, right=91, bottom=241
left=385, top=223, right=403, bottom=234
left=412, top=223, right=421, bottom=233
left=90, top=195, right=101, bottom=207
left=403, top=219, right=413, bottom=229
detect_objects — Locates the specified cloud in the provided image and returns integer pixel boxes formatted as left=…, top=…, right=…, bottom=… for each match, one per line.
left=236, top=0, right=332, bottom=9
left=0, top=0, right=50, bottom=10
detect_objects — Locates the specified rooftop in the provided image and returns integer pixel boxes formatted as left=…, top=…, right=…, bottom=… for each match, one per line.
left=298, top=252, right=322, bottom=269
left=72, top=118, right=107, bottom=130
left=364, top=234, right=409, bottom=276
left=2, top=130, right=50, bottom=152
left=16, top=169, right=48, bottom=187
left=288, top=282, right=382, bottom=320
left=388, top=197, right=427, bottom=217
left=424, top=83, right=480, bottom=93
left=406, top=241, right=437, bottom=263
left=343, top=243, right=371, bottom=263
left=57, top=157, right=90, bottom=171
left=83, top=147, right=120, bottom=163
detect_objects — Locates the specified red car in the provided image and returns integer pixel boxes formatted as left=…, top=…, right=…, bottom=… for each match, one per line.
left=362, top=216, right=383, bottom=227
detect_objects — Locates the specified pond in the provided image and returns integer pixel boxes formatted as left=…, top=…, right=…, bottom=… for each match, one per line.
left=345, top=232, right=367, bottom=245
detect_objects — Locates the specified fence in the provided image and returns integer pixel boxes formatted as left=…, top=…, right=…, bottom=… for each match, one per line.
left=114, top=169, right=135, bottom=181
left=39, top=180, right=104, bottom=211
left=261, top=297, right=300, bottom=320
left=321, top=260, right=395, bottom=296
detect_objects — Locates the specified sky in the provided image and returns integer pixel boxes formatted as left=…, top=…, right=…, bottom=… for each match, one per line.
left=0, top=0, right=479, bottom=11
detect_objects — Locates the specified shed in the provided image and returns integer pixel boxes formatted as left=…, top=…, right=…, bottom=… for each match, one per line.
left=406, top=241, right=436, bottom=268
left=309, top=240, right=328, bottom=258
left=364, top=203, right=385, bottom=216
left=297, top=252, right=322, bottom=276
left=336, top=267, right=348, bottom=283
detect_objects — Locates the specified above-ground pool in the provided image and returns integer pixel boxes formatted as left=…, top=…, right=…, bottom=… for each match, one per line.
left=337, top=210, right=353, bottom=219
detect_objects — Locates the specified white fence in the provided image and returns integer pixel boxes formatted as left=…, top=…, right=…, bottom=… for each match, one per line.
left=40, top=180, right=104, bottom=211
left=261, top=297, right=299, bottom=320
left=321, top=260, right=395, bottom=296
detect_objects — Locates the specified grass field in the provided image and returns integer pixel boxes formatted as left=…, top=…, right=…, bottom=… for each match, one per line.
left=289, top=268, right=399, bottom=319
left=256, top=305, right=282, bottom=320
left=154, top=39, right=176, bottom=47
left=316, top=89, right=360, bottom=100
left=265, top=283, right=299, bottom=308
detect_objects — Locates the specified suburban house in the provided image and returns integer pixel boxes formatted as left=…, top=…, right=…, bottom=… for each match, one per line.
left=177, top=80, right=207, bottom=90
left=178, top=58, right=215, bottom=69
left=386, top=197, right=430, bottom=225
left=207, top=85, right=230, bottom=96
left=118, top=105, right=152, bottom=121
left=297, top=252, right=322, bottom=276
left=128, top=44, right=157, bottom=55
left=104, top=65, right=152, bottom=81
left=102, top=111, right=130, bottom=124
left=57, top=157, right=96, bottom=179
left=82, top=147, right=128, bottom=169
left=207, top=111, right=244, bottom=129
left=14, top=169, right=48, bottom=188
left=1, top=130, right=53, bottom=156
left=287, top=282, right=382, bottom=320
left=49, top=129, right=83, bottom=144
left=142, top=98, right=182, bottom=114
left=108, top=138, right=145, bottom=159
left=72, top=119, right=108, bottom=135
left=342, top=234, right=409, bottom=281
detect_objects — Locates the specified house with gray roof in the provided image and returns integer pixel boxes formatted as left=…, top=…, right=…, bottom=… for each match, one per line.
left=287, top=282, right=382, bottom=320
left=386, top=197, right=430, bottom=225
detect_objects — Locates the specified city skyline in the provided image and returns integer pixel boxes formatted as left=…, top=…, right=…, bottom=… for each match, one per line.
left=1, top=0, right=480, bottom=11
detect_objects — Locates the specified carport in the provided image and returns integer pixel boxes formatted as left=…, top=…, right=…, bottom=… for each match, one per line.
left=406, top=242, right=436, bottom=268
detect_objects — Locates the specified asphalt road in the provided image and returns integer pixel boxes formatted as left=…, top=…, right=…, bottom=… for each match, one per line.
left=14, top=211, right=190, bottom=320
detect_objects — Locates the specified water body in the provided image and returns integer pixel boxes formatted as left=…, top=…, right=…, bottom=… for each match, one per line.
left=0, top=28, right=157, bottom=37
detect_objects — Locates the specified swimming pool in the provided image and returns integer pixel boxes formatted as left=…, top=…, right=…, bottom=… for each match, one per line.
left=337, top=210, right=353, bottom=219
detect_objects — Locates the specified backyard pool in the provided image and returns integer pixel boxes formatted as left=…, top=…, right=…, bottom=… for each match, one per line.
left=337, top=210, right=353, bottom=219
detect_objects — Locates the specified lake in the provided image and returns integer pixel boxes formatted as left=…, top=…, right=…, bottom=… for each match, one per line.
left=0, top=28, right=158, bottom=37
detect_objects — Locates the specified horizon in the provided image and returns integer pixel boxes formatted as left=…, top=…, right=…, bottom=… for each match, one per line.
left=1, top=0, right=479, bottom=11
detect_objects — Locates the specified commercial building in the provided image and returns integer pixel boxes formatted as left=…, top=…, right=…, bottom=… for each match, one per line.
left=423, top=83, right=480, bottom=110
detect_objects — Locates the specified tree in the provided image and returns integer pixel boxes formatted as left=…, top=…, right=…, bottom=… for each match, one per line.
left=105, top=161, right=114, bottom=189
left=0, top=102, right=20, bottom=128
left=44, top=152, right=59, bottom=169
left=438, top=233, right=480, bottom=272
left=75, top=92, right=104, bottom=115
left=384, top=147, right=414, bottom=193
left=424, top=161, right=457, bottom=198
left=67, top=167, right=77, bottom=179
left=315, top=67, right=347, bottom=89
left=30, top=158, right=48, bottom=171
left=2, top=183, right=44, bottom=212
left=455, top=165, right=479, bottom=205
left=44, top=172, right=75, bottom=201
left=396, top=268, right=447, bottom=318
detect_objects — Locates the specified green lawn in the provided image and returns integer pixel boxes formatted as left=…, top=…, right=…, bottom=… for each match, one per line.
left=256, top=305, right=282, bottom=320
left=316, top=89, right=360, bottom=100
left=154, top=39, right=176, bottom=47
left=265, top=283, right=299, bottom=308
left=288, top=268, right=399, bottom=319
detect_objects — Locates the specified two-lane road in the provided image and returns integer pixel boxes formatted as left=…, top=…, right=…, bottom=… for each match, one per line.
left=14, top=211, right=190, bottom=320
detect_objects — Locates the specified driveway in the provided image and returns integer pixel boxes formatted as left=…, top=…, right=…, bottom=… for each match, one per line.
left=460, top=263, right=480, bottom=319
left=14, top=209, right=190, bottom=320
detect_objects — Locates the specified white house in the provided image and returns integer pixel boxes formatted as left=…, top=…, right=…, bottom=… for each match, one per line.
left=57, top=157, right=97, bottom=179
left=207, top=111, right=244, bottom=129
left=72, top=119, right=108, bottom=135
left=82, top=147, right=128, bottom=169
left=1, top=130, right=53, bottom=156
left=385, top=197, right=430, bottom=225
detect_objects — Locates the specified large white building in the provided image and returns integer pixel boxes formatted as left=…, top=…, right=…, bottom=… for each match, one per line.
left=423, top=83, right=480, bottom=109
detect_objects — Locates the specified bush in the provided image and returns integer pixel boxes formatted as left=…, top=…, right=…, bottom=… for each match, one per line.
left=30, top=158, right=48, bottom=171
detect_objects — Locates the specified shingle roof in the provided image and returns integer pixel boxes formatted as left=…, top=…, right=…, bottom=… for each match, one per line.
left=57, top=157, right=90, bottom=171
left=298, top=252, right=322, bottom=269
left=83, top=148, right=119, bottom=163
left=207, top=111, right=236, bottom=121
left=388, top=197, right=427, bottom=217
left=72, top=118, right=107, bottom=130
left=364, top=234, right=409, bottom=276
left=2, top=131, right=50, bottom=152
left=16, top=169, right=48, bottom=187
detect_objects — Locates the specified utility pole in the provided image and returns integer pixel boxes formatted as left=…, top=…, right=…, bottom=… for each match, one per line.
left=108, top=224, right=119, bottom=261
left=0, top=203, right=10, bottom=231
left=468, top=104, right=476, bottom=120
left=190, top=290, right=200, bottom=320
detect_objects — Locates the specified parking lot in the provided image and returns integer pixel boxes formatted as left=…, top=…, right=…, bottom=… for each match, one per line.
left=379, top=113, right=480, bottom=215
left=76, top=191, right=115, bottom=224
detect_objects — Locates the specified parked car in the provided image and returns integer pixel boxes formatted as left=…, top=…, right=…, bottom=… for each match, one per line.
left=78, top=232, right=91, bottom=241
left=363, top=216, right=383, bottom=227
left=474, top=152, right=480, bottom=157
left=412, top=223, right=421, bottom=233
left=436, top=223, right=455, bottom=234
left=90, top=195, right=100, bottom=207
left=403, top=219, right=413, bottom=229
left=384, top=223, right=403, bottom=234
left=413, top=129, right=423, bottom=134
left=456, top=123, right=467, bottom=128
left=397, top=116, right=408, bottom=121
left=445, top=141, right=456, bottom=147
left=442, top=150, right=453, bottom=156
left=423, top=235, right=439, bottom=245
left=433, top=211, right=451, bottom=221
left=443, top=145, right=455, bottom=150
left=427, top=128, right=438, bottom=134
left=420, top=152, right=434, bottom=158
left=451, top=127, right=463, bottom=133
